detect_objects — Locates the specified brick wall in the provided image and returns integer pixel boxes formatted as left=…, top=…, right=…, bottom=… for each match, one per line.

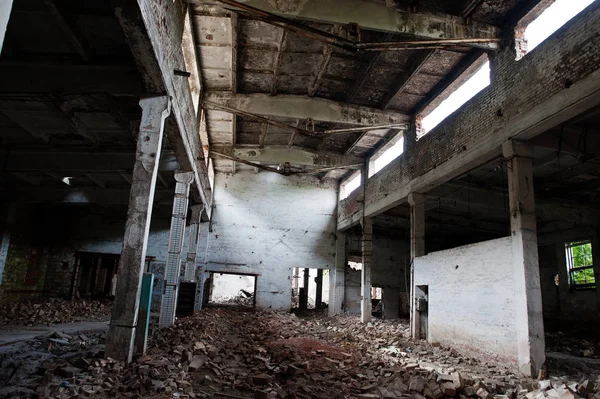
left=0, top=204, right=174, bottom=303
left=206, top=171, right=338, bottom=310
left=339, top=2, right=600, bottom=228
left=414, top=237, right=517, bottom=366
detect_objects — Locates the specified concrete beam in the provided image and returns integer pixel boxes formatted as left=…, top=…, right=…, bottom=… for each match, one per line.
left=204, top=92, right=409, bottom=126
left=0, top=61, right=142, bottom=96
left=203, top=0, right=500, bottom=49
left=114, top=0, right=212, bottom=219
left=11, top=187, right=175, bottom=205
left=4, top=149, right=178, bottom=173
left=211, top=145, right=363, bottom=168
left=358, top=23, right=600, bottom=222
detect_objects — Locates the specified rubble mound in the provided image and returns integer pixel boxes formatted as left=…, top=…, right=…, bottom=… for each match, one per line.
left=0, top=298, right=112, bottom=326
left=2, top=307, right=600, bottom=399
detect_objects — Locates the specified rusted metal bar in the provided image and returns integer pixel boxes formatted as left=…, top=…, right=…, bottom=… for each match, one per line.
left=357, top=37, right=501, bottom=51
left=211, top=150, right=292, bottom=176
left=324, top=124, right=408, bottom=134
left=204, top=101, right=319, bottom=138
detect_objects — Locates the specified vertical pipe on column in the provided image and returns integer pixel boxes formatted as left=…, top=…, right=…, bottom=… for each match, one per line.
left=106, top=96, right=171, bottom=362
left=159, top=171, right=194, bottom=328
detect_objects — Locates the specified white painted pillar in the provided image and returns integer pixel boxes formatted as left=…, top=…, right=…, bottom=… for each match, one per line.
left=184, top=205, right=204, bottom=281
left=0, top=0, right=13, bottom=54
left=408, top=192, right=425, bottom=339
left=503, top=140, right=545, bottom=377
left=329, top=231, right=346, bottom=317
left=106, top=96, right=171, bottom=362
left=159, top=171, right=194, bottom=328
left=361, top=218, right=373, bottom=323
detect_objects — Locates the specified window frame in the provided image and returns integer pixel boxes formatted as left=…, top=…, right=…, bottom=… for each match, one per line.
left=339, top=171, right=361, bottom=201
left=565, top=239, right=596, bottom=290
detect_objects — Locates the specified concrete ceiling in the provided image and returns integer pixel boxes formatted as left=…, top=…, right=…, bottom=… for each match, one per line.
left=0, top=0, right=178, bottom=208
left=191, top=0, right=528, bottom=180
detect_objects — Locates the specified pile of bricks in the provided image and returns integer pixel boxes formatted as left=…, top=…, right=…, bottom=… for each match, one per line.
left=3, top=307, right=600, bottom=399
left=0, top=298, right=112, bottom=326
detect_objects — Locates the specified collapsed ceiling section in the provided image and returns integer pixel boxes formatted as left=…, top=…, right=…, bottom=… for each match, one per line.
left=190, top=0, right=519, bottom=180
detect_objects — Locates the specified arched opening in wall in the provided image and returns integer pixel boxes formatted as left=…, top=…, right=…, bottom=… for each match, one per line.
left=515, top=0, right=596, bottom=60
left=291, top=267, right=329, bottom=312
left=207, top=272, right=257, bottom=308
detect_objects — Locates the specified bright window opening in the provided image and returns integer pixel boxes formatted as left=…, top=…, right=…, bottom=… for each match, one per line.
left=565, top=240, right=595, bottom=289
left=369, top=134, right=404, bottom=177
left=421, top=61, right=490, bottom=135
left=521, top=0, right=595, bottom=58
left=340, top=172, right=361, bottom=200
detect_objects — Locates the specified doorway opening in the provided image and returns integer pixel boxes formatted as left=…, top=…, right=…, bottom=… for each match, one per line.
left=71, top=252, right=119, bottom=299
left=371, top=286, right=383, bottom=318
left=207, top=272, right=257, bottom=307
left=291, top=267, right=329, bottom=311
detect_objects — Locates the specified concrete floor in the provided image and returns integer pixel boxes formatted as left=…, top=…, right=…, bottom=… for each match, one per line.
left=0, top=320, right=109, bottom=354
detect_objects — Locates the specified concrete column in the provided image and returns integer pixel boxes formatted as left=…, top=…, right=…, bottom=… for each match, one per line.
left=159, top=171, right=194, bottom=328
left=299, top=268, right=309, bottom=309
left=0, top=203, right=16, bottom=285
left=0, top=0, right=13, bottom=54
left=106, top=96, right=171, bottom=362
left=184, top=205, right=204, bottom=281
left=315, top=269, right=323, bottom=310
left=194, top=221, right=210, bottom=311
left=503, top=140, right=545, bottom=377
left=361, top=218, right=373, bottom=323
left=408, top=192, right=425, bottom=339
left=329, top=231, right=346, bottom=317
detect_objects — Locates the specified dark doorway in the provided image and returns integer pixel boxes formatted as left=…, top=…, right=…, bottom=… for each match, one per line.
left=71, top=253, right=119, bottom=299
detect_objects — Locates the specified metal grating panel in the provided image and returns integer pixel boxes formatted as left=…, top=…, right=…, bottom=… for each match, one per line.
left=158, top=175, right=192, bottom=328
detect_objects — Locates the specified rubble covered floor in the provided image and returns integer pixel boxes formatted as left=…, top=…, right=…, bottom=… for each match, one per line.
left=1, top=307, right=599, bottom=398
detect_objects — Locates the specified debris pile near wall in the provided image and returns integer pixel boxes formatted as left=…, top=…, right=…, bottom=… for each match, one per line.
left=3, top=307, right=600, bottom=398
left=0, top=298, right=112, bottom=326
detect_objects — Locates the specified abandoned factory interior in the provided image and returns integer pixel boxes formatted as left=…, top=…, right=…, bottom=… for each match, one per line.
left=1, top=0, right=600, bottom=397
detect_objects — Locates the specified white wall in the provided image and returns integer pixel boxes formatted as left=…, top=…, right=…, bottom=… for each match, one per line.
left=206, top=171, right=338, bottom=310
left=414, top=236, right=517, bottom=365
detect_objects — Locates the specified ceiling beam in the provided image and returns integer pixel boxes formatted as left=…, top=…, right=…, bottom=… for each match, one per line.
left=346, top=34, right=394, bottom=103
left=12, top=187, right=174, bottom=205
left=0, top=61, right=142, bottom=95
left=84, top=173, right=107, bottom=189
left=211, top=144, right=364, bottom=167
left=44, top=0, right=93, bottom=61
left=270, top=29, right=288, bottom=96
left=201, top=0, right=500, bottom=50
left=308, top=25, right=342, bottom=97
left=230, top=12, right=238, bottom=94
left=380, top=49, right=435, bottom=110
left=4, top=149, right=178, bottom=173
left=204, top=92, right=409, bottom=125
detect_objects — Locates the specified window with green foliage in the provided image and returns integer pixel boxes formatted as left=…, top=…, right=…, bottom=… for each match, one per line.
left=565, top=240, right=595, bottom=289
